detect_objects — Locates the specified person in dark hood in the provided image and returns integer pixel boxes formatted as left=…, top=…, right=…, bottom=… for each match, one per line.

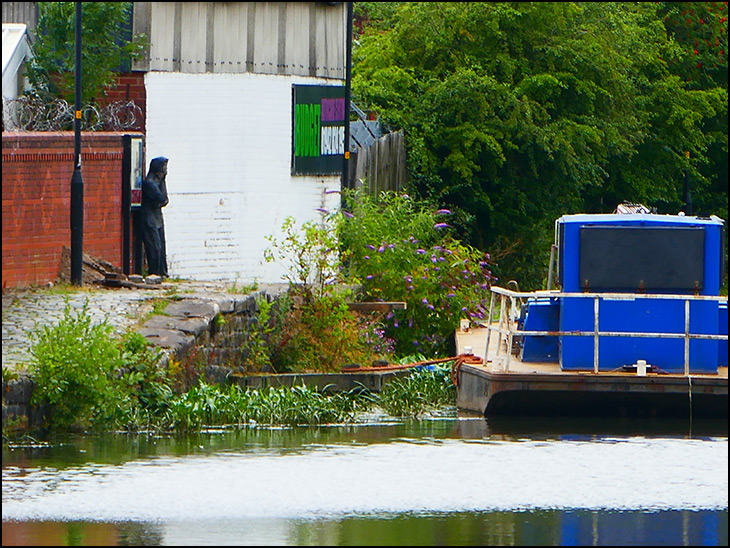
left=141, top=156, right=170, bottom=277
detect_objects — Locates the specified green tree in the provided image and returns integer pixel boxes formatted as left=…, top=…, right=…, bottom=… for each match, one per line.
left=28, top=2, right=147, bottom=105
left=353, top=2, right=728, bottom=289
left=590, top=2, right=728, bottom=219
left=654, top=1, right=728, bottom=225
left=659, top=1, right=728, bottom=88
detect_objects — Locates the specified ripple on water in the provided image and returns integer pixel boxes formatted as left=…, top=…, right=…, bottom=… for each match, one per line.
left=2, top=436, right=727, bottom=522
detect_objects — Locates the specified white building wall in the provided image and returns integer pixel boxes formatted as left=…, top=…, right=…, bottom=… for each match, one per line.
left=144, top=71, right=342, bottom=283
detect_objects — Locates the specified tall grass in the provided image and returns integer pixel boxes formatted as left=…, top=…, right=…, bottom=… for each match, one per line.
left=155, top=364, right=456, bottom=432
left=149, top=383, right=371, bottom=432
left=377, top=362, right=456, bottom=417
left=125, top=364, right=456, bottom=433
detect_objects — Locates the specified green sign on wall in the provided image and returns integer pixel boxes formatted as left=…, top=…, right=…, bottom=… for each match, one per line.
left=292, top=84, right=346, bottom=175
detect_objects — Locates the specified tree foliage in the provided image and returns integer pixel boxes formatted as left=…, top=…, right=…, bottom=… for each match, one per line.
left=28, top=2, right=147, bottom=105
left=353, top=2, right=728, bottom=289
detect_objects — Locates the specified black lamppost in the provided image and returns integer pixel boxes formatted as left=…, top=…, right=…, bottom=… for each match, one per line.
left=342, top=2, right=353, bottom=190
left=70, top=1, right=84, bottom=285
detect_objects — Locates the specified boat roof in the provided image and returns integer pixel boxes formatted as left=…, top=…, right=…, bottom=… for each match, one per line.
left=558, top=213, right=725, bottom=226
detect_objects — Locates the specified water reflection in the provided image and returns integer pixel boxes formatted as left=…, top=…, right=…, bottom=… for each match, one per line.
left=2, top=416, right=727, bottom=546
left=479, top=415, right=729, bottom=439
left=116, top=522, right=164, bottom=546
left=2, top=510, right=727, bottom=546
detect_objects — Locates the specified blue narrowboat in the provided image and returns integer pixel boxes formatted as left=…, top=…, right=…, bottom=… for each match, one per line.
left=454, top=205, right=728, bottom=418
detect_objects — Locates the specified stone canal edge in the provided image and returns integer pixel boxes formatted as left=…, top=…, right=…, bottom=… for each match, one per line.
left=2, top=282, right=412, bottom=429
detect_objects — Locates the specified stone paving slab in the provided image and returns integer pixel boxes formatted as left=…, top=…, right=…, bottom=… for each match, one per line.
left=135, top=327, right=197, bottom=357
left=2, top=288, right=157, bottom=373
left=142, top=315, right=210, bottom=337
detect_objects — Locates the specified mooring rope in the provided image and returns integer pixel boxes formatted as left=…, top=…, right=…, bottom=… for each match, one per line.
left=450, top=354, right=484, bottom=387
left=340, top=353, right=483, bottom=389
left=340, top=356, right=458, bottom=373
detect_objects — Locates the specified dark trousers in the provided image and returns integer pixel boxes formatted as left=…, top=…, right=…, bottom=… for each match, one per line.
left=143, top=224, right=168, bottom=277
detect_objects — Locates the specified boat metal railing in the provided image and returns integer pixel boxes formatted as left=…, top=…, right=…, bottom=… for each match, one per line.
left=484, top=286, right=728, bottom=375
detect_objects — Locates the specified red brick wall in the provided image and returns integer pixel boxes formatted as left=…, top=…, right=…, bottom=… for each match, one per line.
left=98, top=72, right=147, bottom=132
left=2, top=132, right=143, bottom=288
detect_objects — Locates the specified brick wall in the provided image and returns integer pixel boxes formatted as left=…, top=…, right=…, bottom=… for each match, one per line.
left=97, top=72, right=147, bottom=132
left=2, top=132, right=142, bottom=288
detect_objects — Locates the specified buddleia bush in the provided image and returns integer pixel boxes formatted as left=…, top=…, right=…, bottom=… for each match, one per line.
left=338, top=190, right=496, bottom=357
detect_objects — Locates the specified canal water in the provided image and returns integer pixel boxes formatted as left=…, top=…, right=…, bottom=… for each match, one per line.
left=2, top=414, right=728, bottom=546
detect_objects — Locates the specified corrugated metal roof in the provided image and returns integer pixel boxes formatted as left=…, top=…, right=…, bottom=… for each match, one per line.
left=135, top=2, right=346, bottom=79
left=1, top=2, right=38, bottom=33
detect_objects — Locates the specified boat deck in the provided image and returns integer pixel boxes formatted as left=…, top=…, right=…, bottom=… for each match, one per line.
left=453, top=325, right=728, bottom=418
left=456, top=325, right=728, bottom=378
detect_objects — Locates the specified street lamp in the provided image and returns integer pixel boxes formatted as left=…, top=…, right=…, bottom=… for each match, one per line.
left=70, top=1, right=84, bottom=285
left=342, top=2, right=353, bottom=190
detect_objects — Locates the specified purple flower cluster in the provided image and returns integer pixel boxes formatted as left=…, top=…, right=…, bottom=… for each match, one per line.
left=362, top=319, right=396, bottom=355
left=342, top=191, right=498, bottom=356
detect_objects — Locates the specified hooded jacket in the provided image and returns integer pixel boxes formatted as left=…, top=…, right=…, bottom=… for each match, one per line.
left=141, top=158, right=169, bottom=229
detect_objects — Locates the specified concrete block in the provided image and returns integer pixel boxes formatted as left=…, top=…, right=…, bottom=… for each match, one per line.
left=142, top=315, right=209, bottom=337
left=163, top=299, right=220, bottom=320
left=137, top=327, right=196, bottom=356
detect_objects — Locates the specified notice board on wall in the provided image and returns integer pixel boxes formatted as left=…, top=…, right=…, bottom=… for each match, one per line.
left=292, top=84, right=346, bottom=175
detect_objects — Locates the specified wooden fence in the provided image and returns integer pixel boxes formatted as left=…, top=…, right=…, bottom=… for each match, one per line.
left=352, top=130, right=407, bottom=194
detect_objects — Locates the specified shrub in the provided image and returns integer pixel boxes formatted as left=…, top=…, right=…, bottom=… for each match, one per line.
left=28, top=301, right=172, bottom=431
left=264, top=216, right=341, bottom=298
left=239, top=295, right=285, bottom=373
left=264, top=217, right=381, bottom=372
left=273, top=291, right=376, bottom=372
left=338, top=190, right=496, bottom=356
left=118, top=331, right=172, bottom=421
left=28, top=301, right=129, bottom=430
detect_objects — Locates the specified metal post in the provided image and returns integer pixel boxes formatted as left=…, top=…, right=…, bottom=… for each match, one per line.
left=133, top=209, right=143, bottom=274
left=121, top=136, right=131, bottom=275
left=593, top=296, right=600, bottom=373
left=484, top=290, right=495, bottom=363
left=341, top=2, right=353, bottom=189
left=683, top=151, right=693, bottom=216
left=497, top=294, right=507, bottom=359
left=505, top=295, right=513, bottom=372
left=684, top=299, right=691, bottom=376
left=547, top=244, right=557, bottom=290
left=70, top=2, right=84, bottom=286
left=683, top=170, right=693, bottom=215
